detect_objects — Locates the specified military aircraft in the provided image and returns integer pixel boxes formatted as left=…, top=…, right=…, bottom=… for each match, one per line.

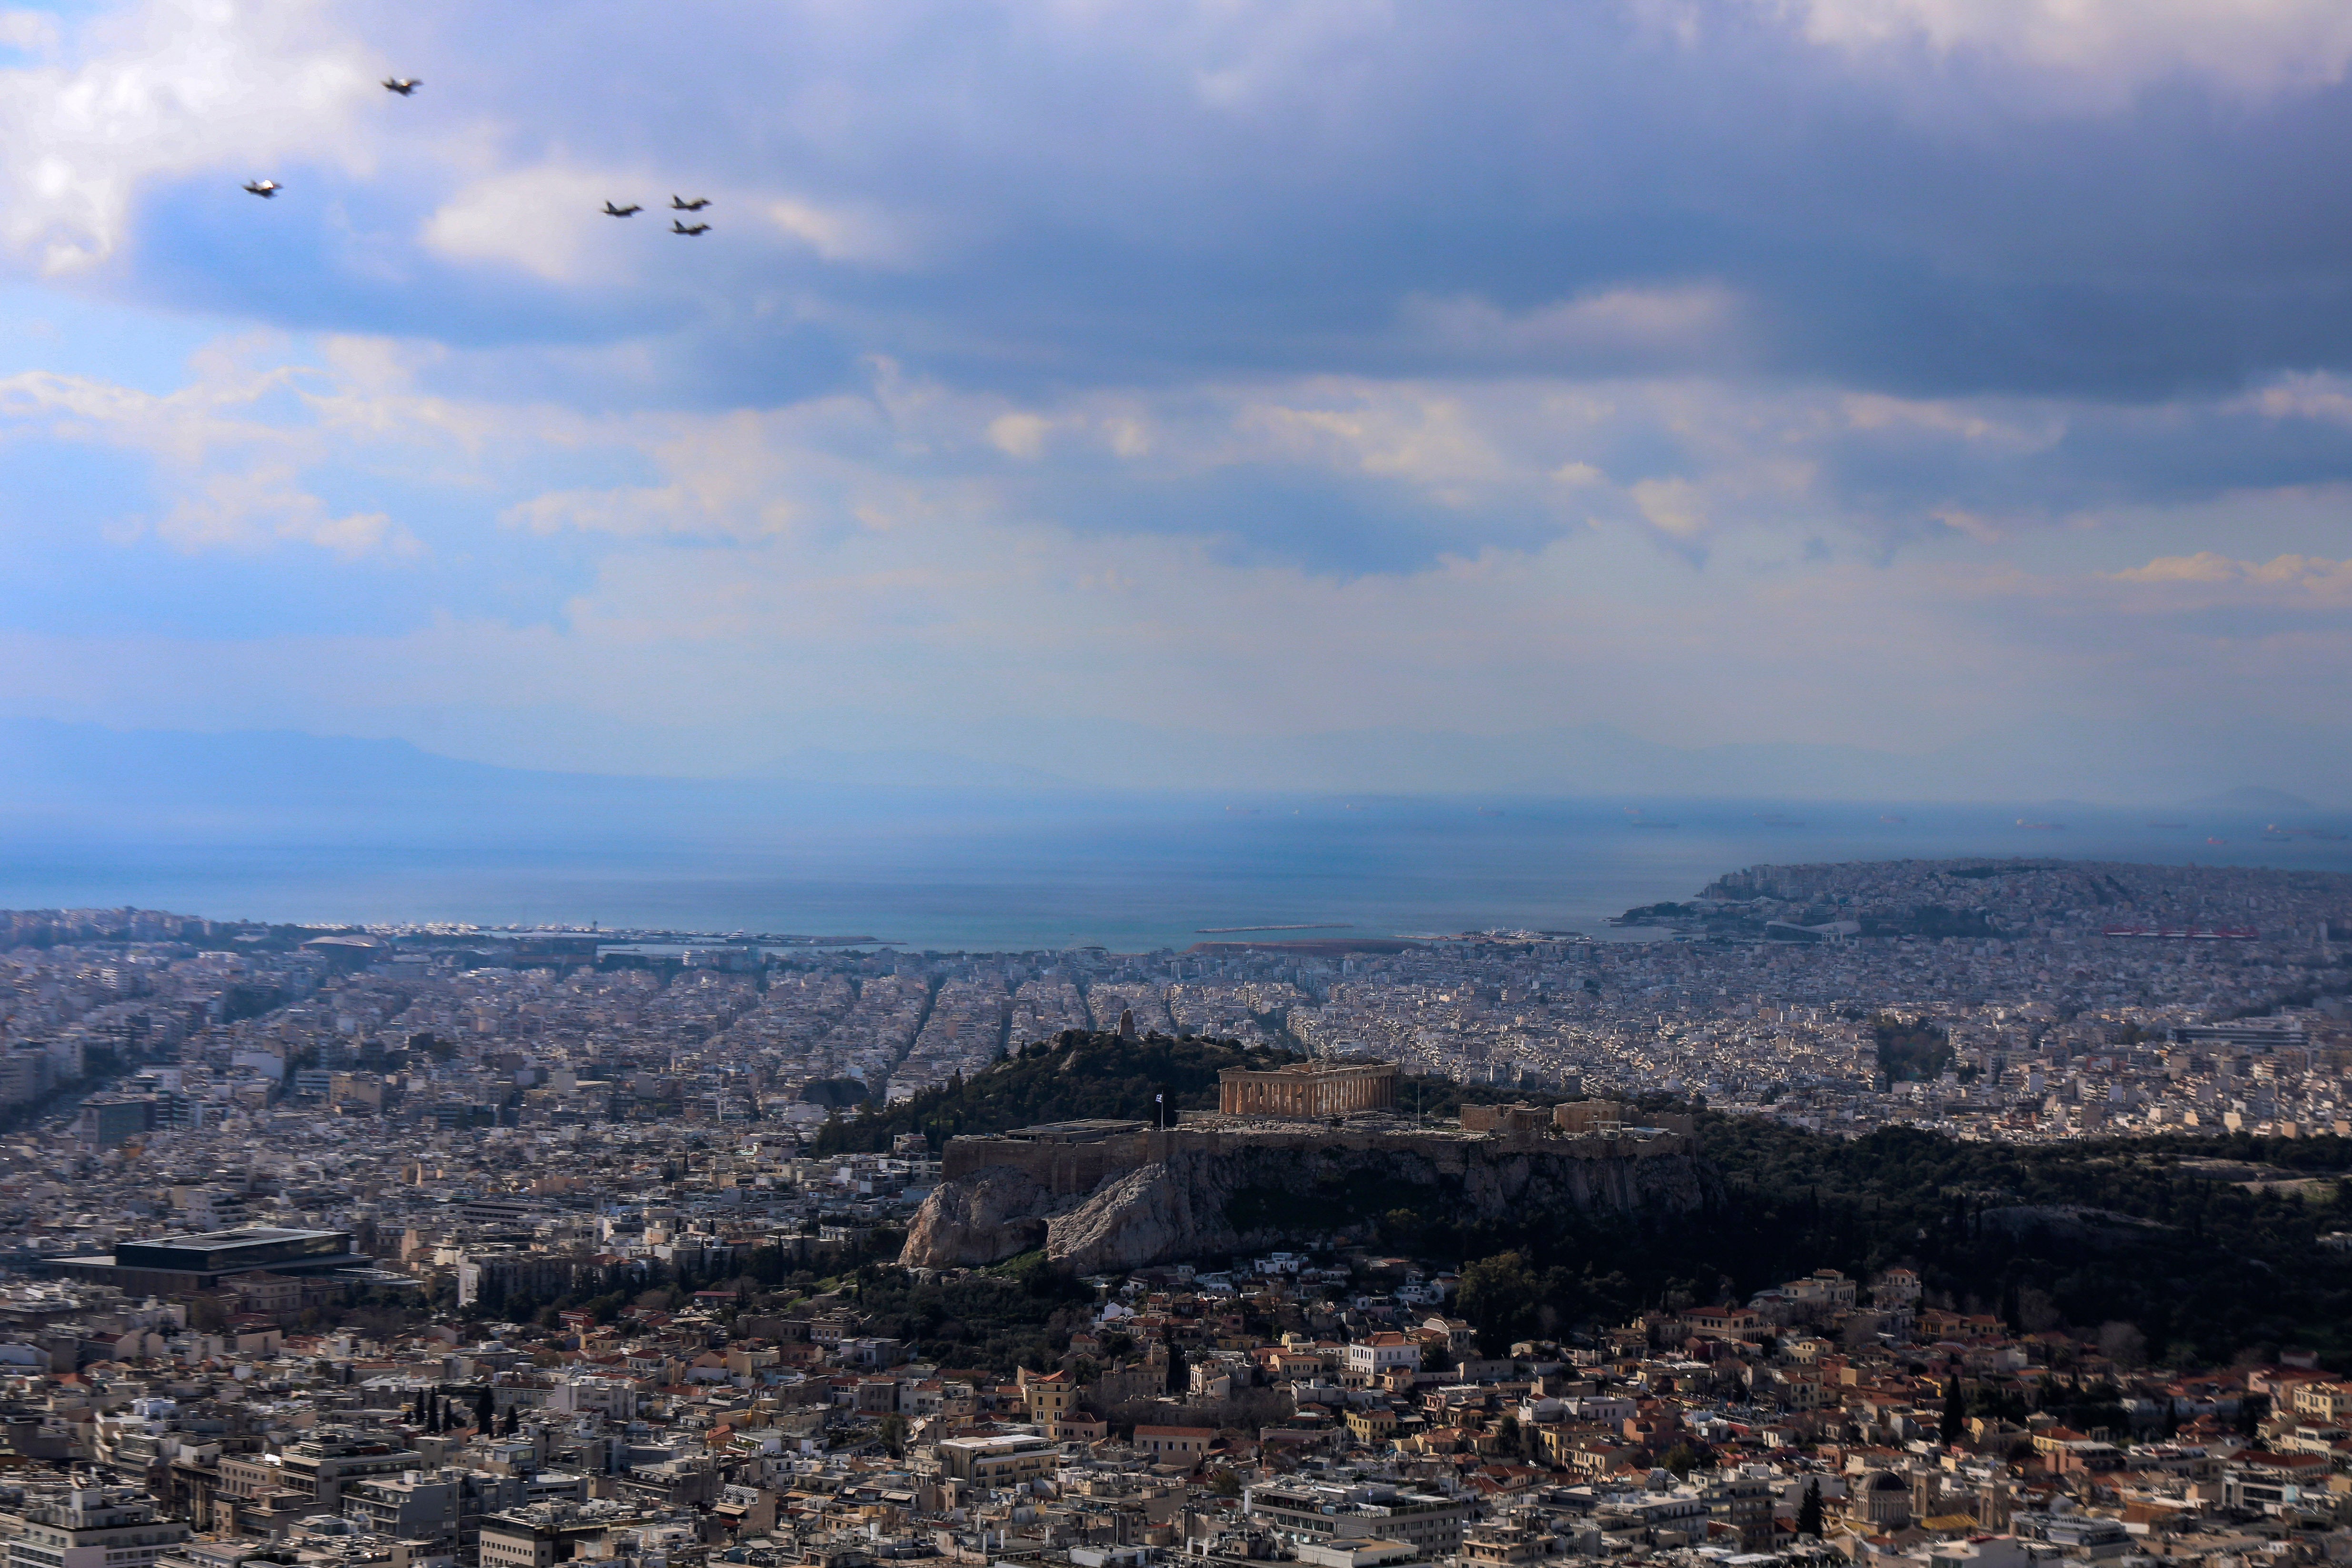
left=243, top=180, right=281, bottom=198
left=602, top=201, right=641, bottom=217
left=671, top=195, right=711, bottom=211
left=383, top=78, right=420, bottom=95
left=671, top=219, right=710, bottom=235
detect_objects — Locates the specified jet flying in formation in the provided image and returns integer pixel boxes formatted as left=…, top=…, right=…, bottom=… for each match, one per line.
left=240, top=76, right=720, bottom=243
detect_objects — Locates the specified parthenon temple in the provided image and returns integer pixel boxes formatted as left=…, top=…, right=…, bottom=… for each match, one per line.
left=1217, top=1059, right=1396, bottom=1118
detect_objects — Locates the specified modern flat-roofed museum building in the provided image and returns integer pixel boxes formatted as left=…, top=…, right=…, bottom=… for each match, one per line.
left=45, top=1227, right=370, bottom=1294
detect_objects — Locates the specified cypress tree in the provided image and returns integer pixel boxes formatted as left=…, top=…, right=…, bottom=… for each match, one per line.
left=1940, top=1375, right=1966, bottom=1447
left=1798, top=1478, right=1824, bottom=1538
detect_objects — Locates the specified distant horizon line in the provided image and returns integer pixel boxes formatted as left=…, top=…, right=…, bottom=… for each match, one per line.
left=3, top=715, right=2344, bottom=813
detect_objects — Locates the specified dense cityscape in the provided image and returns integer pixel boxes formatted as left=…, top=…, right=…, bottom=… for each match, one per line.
left=0, top=858, right=2343, bottom=1568
left=7, top=857, right=2344, bottom=1161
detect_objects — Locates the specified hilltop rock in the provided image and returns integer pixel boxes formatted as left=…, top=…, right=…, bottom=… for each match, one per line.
left=899, top=1164, right=1081, bottom=1267
left=1045, top=1160, right=1197, bottom=1273
left=903, top=1129, right=1706, bottom=1272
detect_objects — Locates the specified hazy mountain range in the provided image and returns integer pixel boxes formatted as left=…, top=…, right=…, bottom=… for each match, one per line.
left=0, top=718, right=2333, bottom=846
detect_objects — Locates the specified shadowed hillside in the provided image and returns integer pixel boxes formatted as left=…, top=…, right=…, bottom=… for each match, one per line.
left=811, top=1031, right=1300, bottom=1153
left=815, top=1031, right=1606, bottom=1156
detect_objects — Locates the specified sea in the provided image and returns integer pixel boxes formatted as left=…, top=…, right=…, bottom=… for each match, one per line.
left=3, top=792, right=2349, bottom=952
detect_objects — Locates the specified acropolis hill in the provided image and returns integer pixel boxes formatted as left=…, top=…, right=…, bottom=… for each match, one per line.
left=900, top=1056, right=1704, bottom=1273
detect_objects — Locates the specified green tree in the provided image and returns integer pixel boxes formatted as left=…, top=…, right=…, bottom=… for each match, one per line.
left=1940, top=1375, right=1966, bottom=1448
left=1798, top=1479, right=1824, bottom=1538
left=1458, top=1251, right=1540, bottom=1357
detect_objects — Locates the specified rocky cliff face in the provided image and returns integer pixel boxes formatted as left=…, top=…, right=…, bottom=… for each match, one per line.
left=901, top=1134, right=1706, bottom=1273
left=898, top=1164, right=1068, bottom=1268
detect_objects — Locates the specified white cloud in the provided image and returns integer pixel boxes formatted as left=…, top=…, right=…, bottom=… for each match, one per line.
left=987, top=411, right=1054, bottom=459
left=420, top=165, right=636, bottom=285
left=2110, top=550, right=2352, bottom=603
left=1401, top=284, right=1746, bottom=370
left=765, top=196, right=920, bottom=267
left=0, top=352, right=423, bottom=558
left=0, top=11, right=60, bottom=54
left=1771, top=0, right=2352, bottom=103
left=1838, top=392, right=2065, bottom=451
left=159, top=462, right=412, bottom=556
left=0, top=0, right=378, bottom=273
left=1237, top=389, right=1510, bottom=501
left=1631, top=476, right=1709, bottom=538
left=2242, top=371, right=2352, bottom=429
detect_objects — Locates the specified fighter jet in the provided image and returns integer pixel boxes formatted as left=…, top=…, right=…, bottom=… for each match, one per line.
left=671, top=219, right=710, bottom=235
left=602, top=201, right=641, bottom=217
left=243, top=180, right=281, bottom=198
left=671, top=195, right=710, bottom=211
left=382, top=77, right=420, bottom=95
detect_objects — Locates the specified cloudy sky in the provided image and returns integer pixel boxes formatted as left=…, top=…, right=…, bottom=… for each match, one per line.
left=3, top=0, right=2351, bottom=800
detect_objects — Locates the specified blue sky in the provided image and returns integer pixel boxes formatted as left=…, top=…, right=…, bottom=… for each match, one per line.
left=3, top=0, right=2352, bottom=799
